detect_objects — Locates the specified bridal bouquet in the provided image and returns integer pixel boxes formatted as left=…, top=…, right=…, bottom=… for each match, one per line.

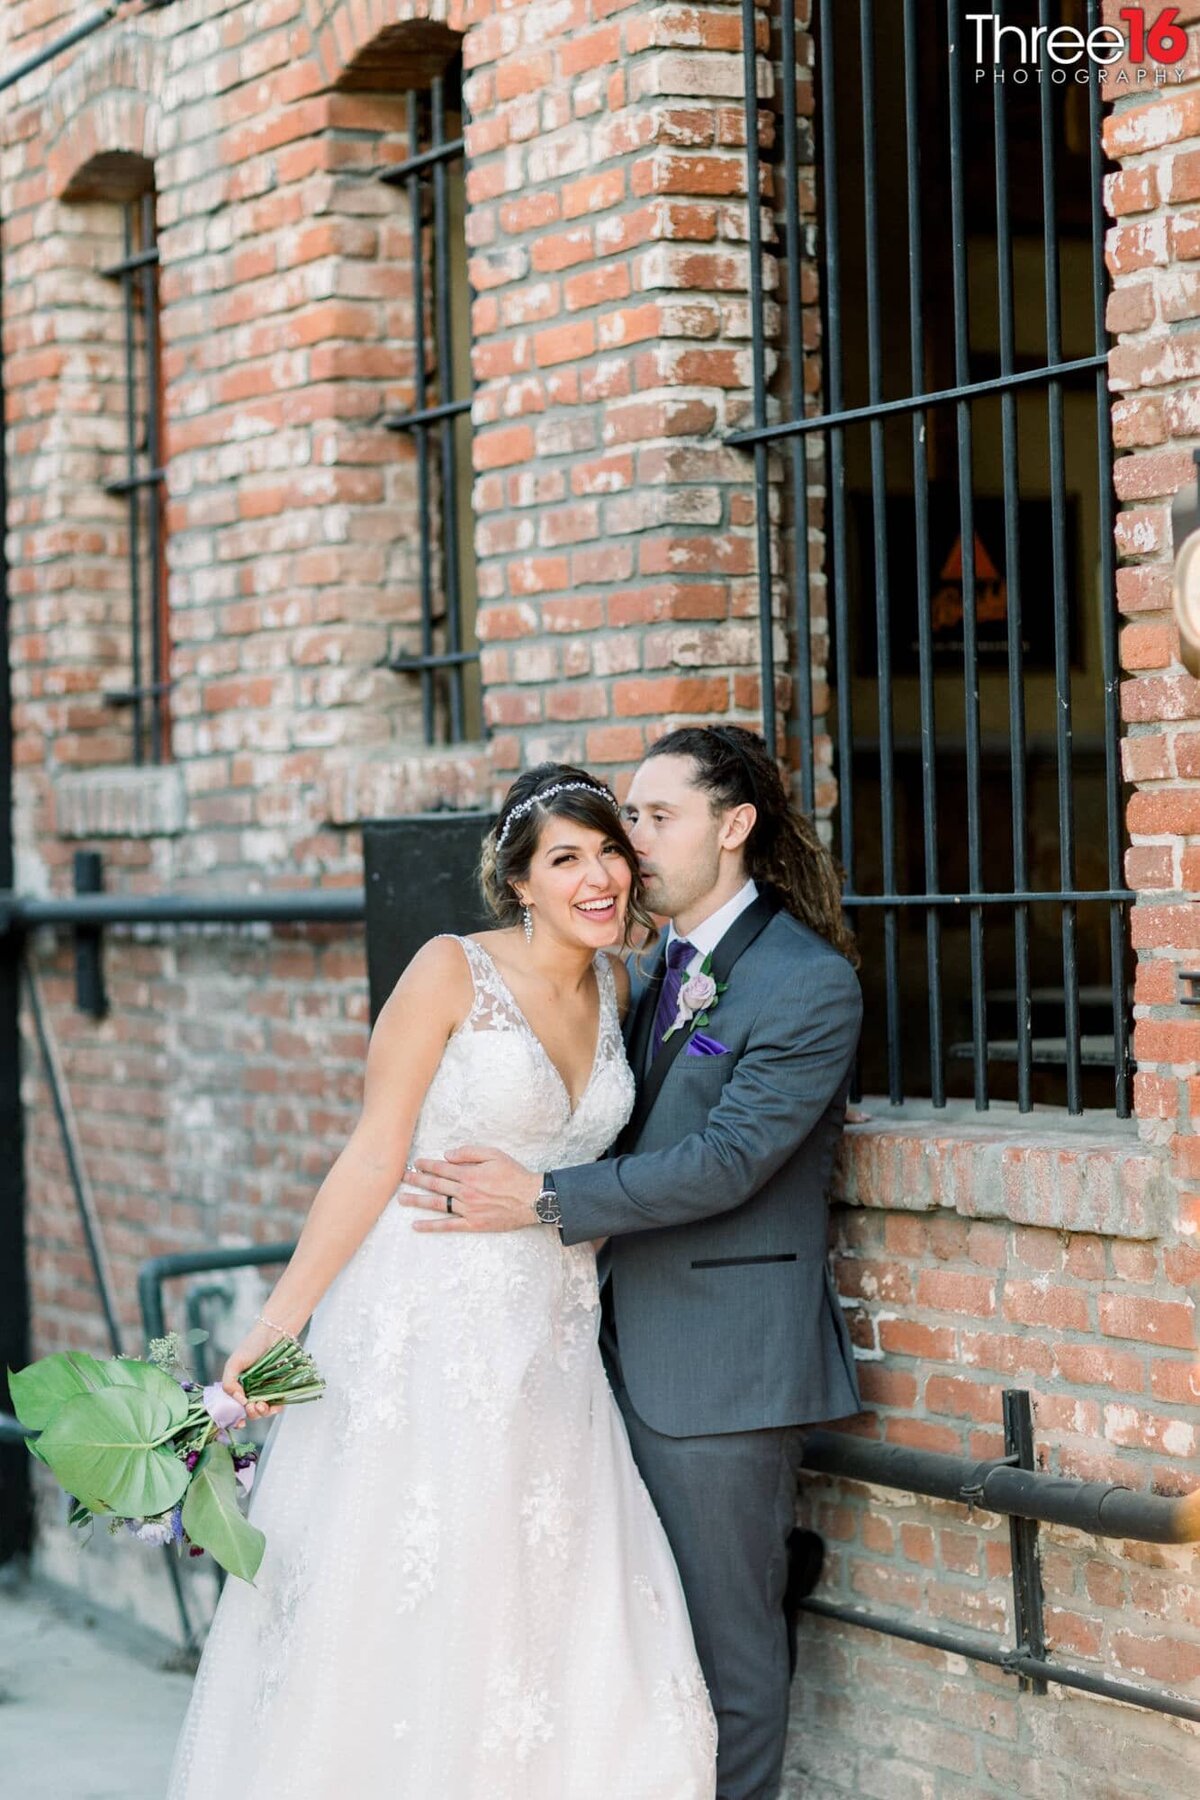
left=9, top=1329, right=324, bottom=1582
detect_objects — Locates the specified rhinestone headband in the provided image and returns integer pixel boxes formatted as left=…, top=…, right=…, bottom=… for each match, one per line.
left=495, top=781, right=618, bottom=851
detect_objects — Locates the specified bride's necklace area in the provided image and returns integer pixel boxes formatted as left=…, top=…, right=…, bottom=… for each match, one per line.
left=473, top=938, right=604, bottom=1116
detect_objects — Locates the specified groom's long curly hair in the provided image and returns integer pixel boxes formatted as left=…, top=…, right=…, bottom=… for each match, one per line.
left=644, top=726, right=859, bottom=967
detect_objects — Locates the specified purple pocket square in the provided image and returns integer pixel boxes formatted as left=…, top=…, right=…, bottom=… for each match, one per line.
left=686, top=1032, right=728, bottom=1057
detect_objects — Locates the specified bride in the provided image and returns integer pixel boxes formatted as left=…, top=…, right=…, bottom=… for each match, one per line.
left=167, top=763, right=717, bottom=1800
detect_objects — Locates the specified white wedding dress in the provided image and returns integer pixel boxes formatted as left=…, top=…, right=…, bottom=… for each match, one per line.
left=167, top=936, right=717, bottom=1800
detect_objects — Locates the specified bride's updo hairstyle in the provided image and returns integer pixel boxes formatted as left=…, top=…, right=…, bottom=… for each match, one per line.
left=480, top=762, right=656, bottom=947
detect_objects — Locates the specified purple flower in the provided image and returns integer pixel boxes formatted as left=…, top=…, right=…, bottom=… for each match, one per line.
left=680, top=971, right=717, bottom=1014
left=185, top=1450, right=201, bottom=1471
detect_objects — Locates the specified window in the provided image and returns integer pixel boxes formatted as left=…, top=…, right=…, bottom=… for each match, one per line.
left=739, top=0, right=1130, bottom=1114
left=380, top=54, right=480, bottom=746
left=100, top=184, right=169, bottom=765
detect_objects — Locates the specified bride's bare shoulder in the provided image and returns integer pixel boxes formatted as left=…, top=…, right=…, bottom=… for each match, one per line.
left=378, top=936, right=474, bottom=1027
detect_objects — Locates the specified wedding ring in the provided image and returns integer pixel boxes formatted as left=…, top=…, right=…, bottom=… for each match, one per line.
left=446, top=1196, right=454, bottom=1215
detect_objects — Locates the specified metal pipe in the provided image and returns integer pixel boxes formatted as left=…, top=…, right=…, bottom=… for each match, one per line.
left=901, top=0, right=943, bottom=1109
left=1003, top=1387, right=1047, bottom=1694
left=138, top=1243, right=297, bottom=1343
left=778, top=0, right=813, bottom=813
left=816, top=0, right=855, bottom=897
left=1038, top=0, right=1082, bottom=1114
left=0, top=153, right=32, bottom=1562
left=408, top=95, right=436, bottom=744
left=802, top=1430, right=1200, bottom=1545
left=379, top=136, right=466, bottom=184
left=119, top=203, right=145, bottom=765
left=799, top=1598, right=1200, bottom=1726
left=858, top=0, right=901, bottom=1104
left=141, top=191, right=165, bottom=765
left=946, top=0, right=987, bottom=1107
left=431, top=75, right=465, bottom=743
left=383, top=395, right=471, bottom=434
left=837, top=886, right=1134, bottom=909
left=0, top=4, right=118, bottom=94
left=5, top=889, right=365, bottom=929
left=740, top=0, right=777, bottom=758
left=22, top=959, right=124, bottom=1355
left=726, top=355, right=1109, bottom=445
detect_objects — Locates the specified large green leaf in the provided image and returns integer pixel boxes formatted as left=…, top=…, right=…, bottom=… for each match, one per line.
left=181, top=1443, right=264, bottom=1584
left=8, top=1351, right=111, bottom=1432
left=36, top=1386, right=189, bottom=1518
left=102, top=1357, right=193, bottom=1417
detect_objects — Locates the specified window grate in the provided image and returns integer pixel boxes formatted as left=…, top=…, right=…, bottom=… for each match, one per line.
left=100, top=191, right=169, bottom=766
left=380, top=62, right=479, bottom=747
left=738, top=0, right=1133, bottom=1116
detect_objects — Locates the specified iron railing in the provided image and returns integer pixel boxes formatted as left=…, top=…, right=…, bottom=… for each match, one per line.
left=801, top=1393, right=1200, bottom=1725
left=100, top=190, right=169, bottom=765
left=381, top=56, right=479, bottom=745
left=737, top=0, right=1133, bottom=1116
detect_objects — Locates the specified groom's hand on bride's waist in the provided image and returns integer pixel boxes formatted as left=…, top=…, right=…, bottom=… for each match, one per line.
left=398, top=1147, right=542, bottom=1232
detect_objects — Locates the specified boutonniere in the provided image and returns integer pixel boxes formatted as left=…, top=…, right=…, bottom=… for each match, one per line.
left=663, top=952, right=729, bottom=1043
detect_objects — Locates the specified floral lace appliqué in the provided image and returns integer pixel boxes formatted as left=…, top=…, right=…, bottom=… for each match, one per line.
left=481, top=1666, right=556, bottom=1765
left=392, top=1484, right=440, bottom=1613
left=520, top=1471, right=577, bottom=1562
left=654, top=1668, right=718, bottom=1761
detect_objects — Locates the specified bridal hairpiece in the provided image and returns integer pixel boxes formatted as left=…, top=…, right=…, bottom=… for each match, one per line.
left=495, top=781, right=618, bottom=850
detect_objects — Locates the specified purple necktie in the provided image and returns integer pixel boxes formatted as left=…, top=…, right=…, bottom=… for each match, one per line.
left=651, top=938, right=696, bottom=1060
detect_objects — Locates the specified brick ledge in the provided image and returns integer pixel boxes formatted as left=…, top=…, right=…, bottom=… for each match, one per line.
left=834, top=1100, right=1168, bottom=1241
left=53, top=766, right=186, bottom=839
left=324, top=746, right=494, bottom=826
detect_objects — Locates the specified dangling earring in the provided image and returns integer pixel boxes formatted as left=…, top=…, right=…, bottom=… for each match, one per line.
left=523, top=906, right=534, bottom=945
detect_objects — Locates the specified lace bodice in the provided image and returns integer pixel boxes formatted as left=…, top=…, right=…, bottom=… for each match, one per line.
left=407, top=936, right=635, bottom=1174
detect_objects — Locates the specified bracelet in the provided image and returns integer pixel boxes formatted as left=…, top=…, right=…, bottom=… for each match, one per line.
left=256, top=1311, right=299, bottom=1344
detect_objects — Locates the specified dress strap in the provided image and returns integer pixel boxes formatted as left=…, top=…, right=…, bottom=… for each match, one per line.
left=593, top=951, right=623, bottom=1041
left=445, top=934, right=525, bottom=1034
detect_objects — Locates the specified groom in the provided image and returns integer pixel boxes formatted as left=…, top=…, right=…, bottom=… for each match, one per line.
left=404, top=725, right=863, bottom=1800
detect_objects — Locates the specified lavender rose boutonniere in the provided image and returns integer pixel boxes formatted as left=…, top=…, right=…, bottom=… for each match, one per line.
left=664, top=951, right=729, bottom=1043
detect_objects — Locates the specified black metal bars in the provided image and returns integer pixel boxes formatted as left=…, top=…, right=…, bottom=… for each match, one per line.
left=802, top=1391, right=1200, bottom=1726
left=101, top=192, right=168, bottom=765
left=741, top=0, right=1134, bottom=1114
left=381, top=63, right=478, bottom=745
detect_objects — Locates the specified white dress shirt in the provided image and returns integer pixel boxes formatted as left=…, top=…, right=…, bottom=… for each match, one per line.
left=667, top=878, right=759, bottom=977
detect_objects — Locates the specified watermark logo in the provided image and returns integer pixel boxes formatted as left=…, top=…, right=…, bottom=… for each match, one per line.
left=968, top=7, right=1188, bottom=85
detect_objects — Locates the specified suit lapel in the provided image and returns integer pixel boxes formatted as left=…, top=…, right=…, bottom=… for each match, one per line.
left=623, top=938, right=665, bottom=1069
left=617, top=890, right=782, bottom=1150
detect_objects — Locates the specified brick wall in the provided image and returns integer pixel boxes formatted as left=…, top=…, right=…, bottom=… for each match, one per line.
left=2, top=0, right=1198, bottom=1792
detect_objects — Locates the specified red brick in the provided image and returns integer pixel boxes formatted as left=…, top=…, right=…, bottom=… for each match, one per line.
left=613, top=675, right=730, bottom=717
left=915, top=1270, right=997, bottom=1319
left=1099, top=1294, right=1196, bottom=1352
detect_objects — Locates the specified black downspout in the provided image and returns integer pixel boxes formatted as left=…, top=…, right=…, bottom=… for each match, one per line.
left=0, top=191, right=31, bottom=1562
left=0, top=0, right=127, bottom=1562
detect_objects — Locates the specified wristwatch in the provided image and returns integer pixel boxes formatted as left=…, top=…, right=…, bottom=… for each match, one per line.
left=535, top=1173, right=562, bottom=1228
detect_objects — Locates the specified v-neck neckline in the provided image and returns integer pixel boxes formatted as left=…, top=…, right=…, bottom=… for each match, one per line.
left=468, top=938, right=605, bottom=1119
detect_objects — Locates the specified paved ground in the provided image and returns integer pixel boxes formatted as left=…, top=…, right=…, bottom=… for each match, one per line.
left=0, top=1568, right=195, bottom=1800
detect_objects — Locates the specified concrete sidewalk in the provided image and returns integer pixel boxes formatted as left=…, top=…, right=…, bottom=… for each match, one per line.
left=0, top=1570, right=195, bottom=1800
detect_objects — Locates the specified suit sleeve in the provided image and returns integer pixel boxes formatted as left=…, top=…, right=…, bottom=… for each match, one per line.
left=553, top=954, right=862, bottom=1246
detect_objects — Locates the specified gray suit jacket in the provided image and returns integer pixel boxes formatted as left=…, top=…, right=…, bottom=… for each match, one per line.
left=553, top=891, right=864, bottom=1438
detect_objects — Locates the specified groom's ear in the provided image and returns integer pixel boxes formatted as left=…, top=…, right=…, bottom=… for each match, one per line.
left=720, top=802, right=756, bottom=851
